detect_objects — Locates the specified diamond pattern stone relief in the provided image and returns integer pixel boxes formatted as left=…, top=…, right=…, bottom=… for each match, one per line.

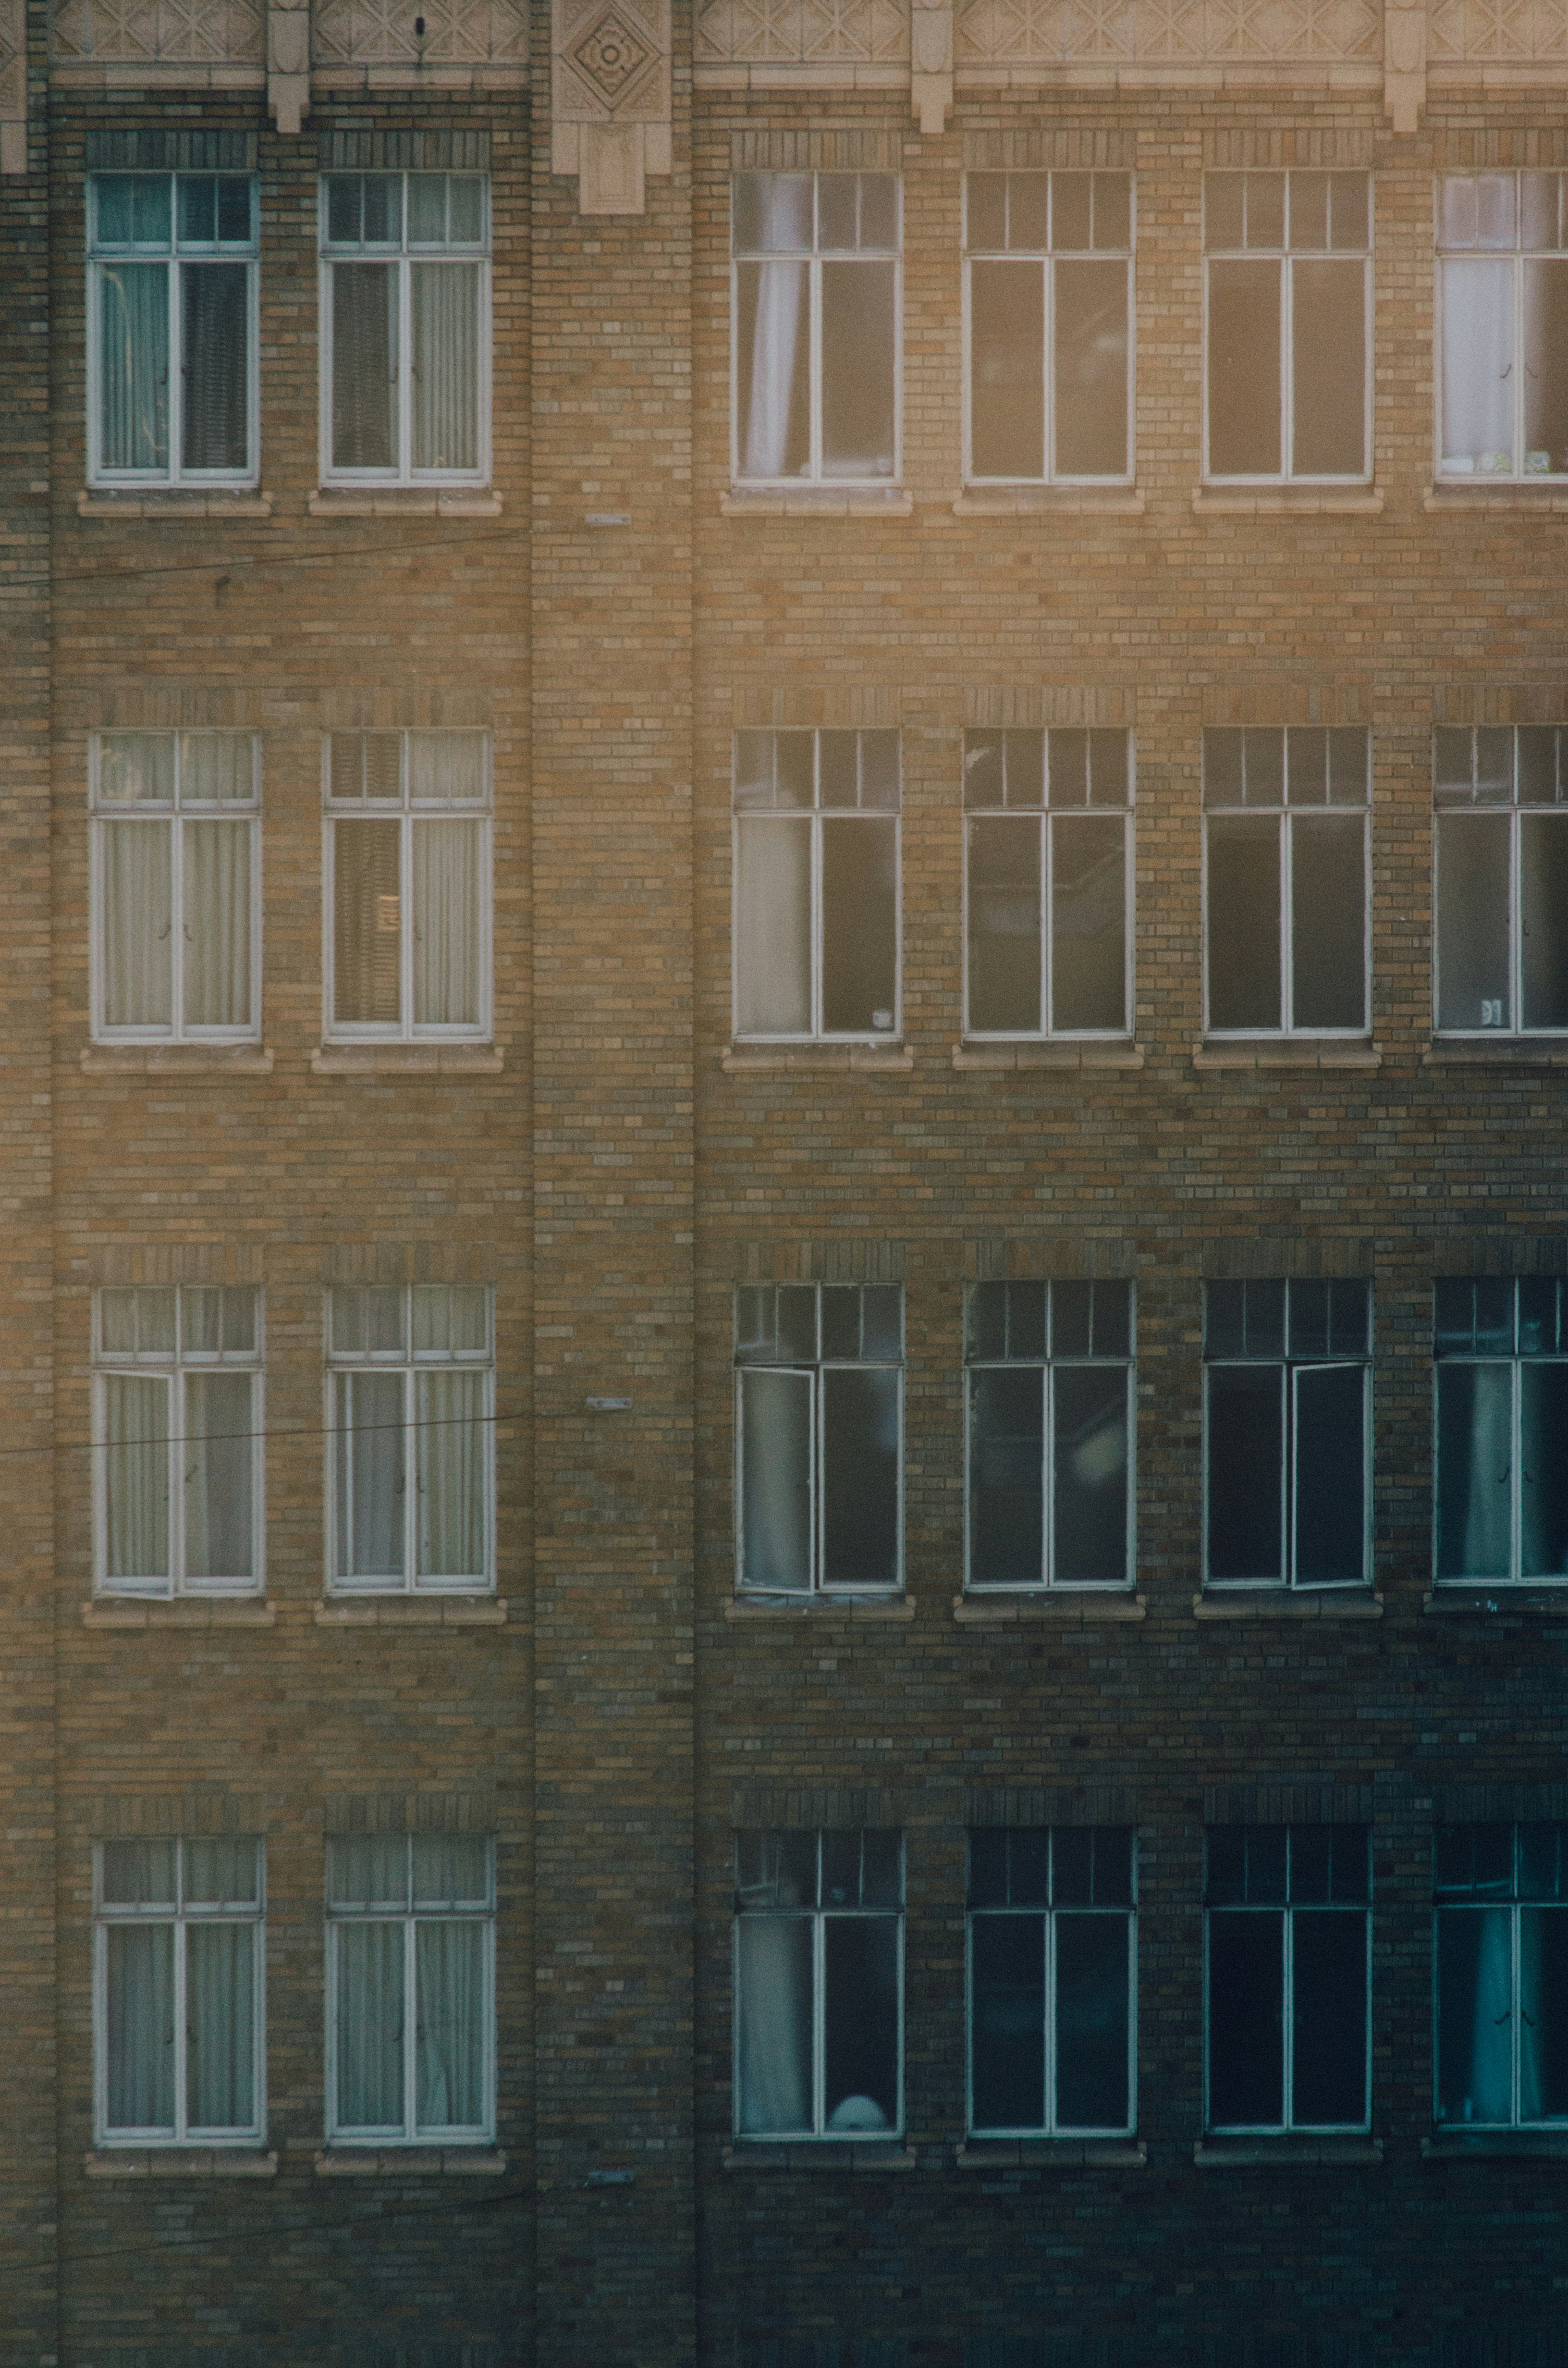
left=52, top=0, right=263, bottom=58
left=956, top=0, right=1377, bottom=55
left=696, top=0, right=910, bottom=62
left=310, top=0, right=525, bottom=61
left=1430, top=0, right=1568, bottom=57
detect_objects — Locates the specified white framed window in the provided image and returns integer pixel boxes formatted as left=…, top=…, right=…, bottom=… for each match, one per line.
left=90, top=731, right=260, bottom=1044
left=1205, top=1825, right=1371, bottom=2134
left=965, top=1280, right=1133, bottom=1592
left=732, top=728, right=900, bottom=1042
left=1204, top=1279, right=1370, bottom=1590
left=87, top=172, right=258, bottom=488
left=1204, top=171, right=1371, bottom=482
left=1434, top=1278, right=1568, bottom=1586
left=732, top=172, right=901, bottom=486
left=964, top=171, right=1133, bottom=484
left=1437, top=173, right=1568, bottom=481
left=326, top=1283, right=494, bottom=1595
left=964, top=727, right=1132, bottom=1037
left=735, top=1282, right=902, bottom=1596
left=968, top=1826, right=1135, bottom=2138
left=94, top=1837, right=265, bottom=2146
left=319, top=173, right=490, bottom=485
left=1433, top=726, right=1568, bottom=1036
left=323, top=730, right=492, bottom=1041
left=1203, top=727, right=1369, bottom=1036
left=1436, top=1823, right=1568, bottom=2128
left=325, top=1834, right=495, bottom=2145
left=734, top=1829, right=903, bottom=2140
left=93, top=1284, right=263, bottom=1599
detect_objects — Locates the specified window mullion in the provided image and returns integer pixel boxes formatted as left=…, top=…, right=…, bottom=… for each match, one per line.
left=1044, top=1905, right=1057, bottom=2134
left=401, top=811, right=415, bottom=1042
left=1279, top=810, right=1293, bottom=1032
left=1281, top=1906, right=1294, bottom=2129
left=404, top=1362, right=417, bottom=1593
left=405, top=1915, right=419, bottom=2140
left=1041, top=812, right=1053, bottom=1034
left=1280, top=252, right=1293, bottom=482
left=399, top=252, right=413, bottom=482
left=809, top=254, right=822, bottom=482
left=173, top=1914, right=189, bottom=2141
left=168, top=255, right=183, bottom=487
left=813, top=1910, right=826, bottom=2135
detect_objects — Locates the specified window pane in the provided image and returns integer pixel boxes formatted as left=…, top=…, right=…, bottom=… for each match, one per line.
left=183, top=819, right=252, bottom=1030
left=737, top=1914, right=812, bottom=2133
left=1055, top=1913, right=1129, bottom=2129
left=969, top=1366, right=1044, bottom=1586
left=416, top=1920, right=486, bottom=2129
left=821, top=259, right=896, bottom=479
left=736, top=261, right=809, bottom=479
left=970, top=1913, right=1044, bottom=2130
left=740, top=1367, right=811, bottom=1592
left=1209, top=1909, right=1283, bottom=2125
left=969, top=260, right=1043, bottom=479
left=99, top=263, right=169, bottom=471
left=333, top=818, right=403, bottom=1027
left=1053, top=1365, right=1128, bottom=1584
left=106, top=1924, right=175, bottom=2131
left=733, top=172, right=811, bottom=253
left=1437, top=811, right=1511, bottom=1030
left=1291, top=812, right=1365, bottom=1029
left=101, top=1838, right=178, bottom=1909
left=1520, top=1906, right=1568, bottom=2120
left=1208, top=260, right=1281, bottom=474
left=1524, top=259, right=1568, bottom=471
left=336, top=1370, right=406, bottom=1580
left=1291, top=1910, right=1366, bottom=2125
left=821, top=1366, right=898, bottom=1587
left=411, top=818, right=482, bottom=1027
left=416, top=1369, right=487, bottom=1579
left=1521, top=1362, right=1568, bottom=1578
left=735, top=818, right=810, bottom=1035
left=181, top=263, right=248, bottom=472
left=1055, top=258, right=1127, bottom=476
left=184, top=1837, right=259, bottom=1908
left=1436, top=1362, right=1513, bottom=1580
left=1207, top=1364, right=1283, bottom=1580
left=1442, top=259, right=1515, bottom=473
left=104, top=1372, right=171, bottom=1583
left=1294, top=1363, right=1364, bottom=1584
left=1208, top=814, right=1281, bottom=1028
left=968, top=816, right=1041, bottom=1032
left=1291, top=259, right=1365, bottom=475
left=411, top=261, right=479, bottom=473
left=186, top=1922, right=255, bottom=2131
left=101, top=821, right=173, bottom=1030
left=824, top=1916, right=899, bottom=2130
left=332, top=263, right=398, bottom=472
left=1437, top=1906, right=1514, bottom=2124
left=329, top=1834, right=409, bottom=1909
left=1052, top=813, right=1125, bottom=1031
left=1521, top=812, right=1568, bottom=1028
left=336, top=1921, right=406, bottom=2130
left=821, top=817, right=896, bottom=1034
left=183, top=1370, right=253, bottom=1583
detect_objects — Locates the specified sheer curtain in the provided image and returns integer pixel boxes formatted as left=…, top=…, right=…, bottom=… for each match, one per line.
left=100, top=263, right=169, bottom=472
left=416, top=1369, right=485, bottom=1579
left=332, top=264, right=398, bottom=472
left=336, top=1372, right=405, bottom=1581
left=184, top=1370, right=253, bottom=1584
left=1442, top=259, right=1515, bottom=470
left=734, top=819, right=810, bottom=1035
left=336, top=1921, right=405, bottom=2129
left=415, top=1920, right=486, bottom=2128
left=104, top=1373, right=171, bottom=1585
left=737, top=1916, right=812, bottom=2131
left=412, top=819, right=482, bottom=1027
left=741, top=262, right=807, bottom=479
left=183, top=820, right=252, bottom=1030
left=412, top=262, right=479, bottom=473
left=106, top=1924, right=175, bottom=2130
left=740, top=1368, right=812, bottom=1591
left=1466, top=1908, right=1515, bottom=2122
left=181, top=261, right=248, bottom=473
left=1463, top=1366, right=1514, bottom=1577
left=186, top=1922, right=255, bottom=2129
left=102, top=822, right=174, bottom=1030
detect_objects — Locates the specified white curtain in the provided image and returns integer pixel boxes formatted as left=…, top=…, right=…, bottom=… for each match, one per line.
left=416, top=1369, right=485, bottom=1579
left=737, top=1916, right=812, bottom=2132
left=740, top=1368, right=812, bottom=1591
left=106, top=1923, right=175, bottom=2130
left=413, top=1832, right=490, bottom=1907
left=186, top=1922, right=255, bottom=2130
left=415, top=1920, right=486, bottom=2129
left=182, top=735, right=252, bottom=805
left=336, top=1921, right=405, bottom=2129
left=1442, top=259, right=1515, bottom=470
left=412, top=818, right=482, bottom=1027
left=408, top=733, right=486, bottom=804
left=412, top=262, right=479, bottom=473
left=735, top=819, right=811, bottom=1035
left=99, top=263, right=168, bottom=472
left=102, top=821, right=173, bottom=1030
left=104, top=1373, right=170, bottom=1585
left=1463, top=1365, right=1513, bottom=1578
left=331, top=1833, right=410, bottom=1910
left=183, top=820, right=252, bottom=1029
left=184, top=1371, right=253, bottom=1584
left=336, top=1371, right=405, bottom=1581
left=742, top=261, right=807, bottom=480
left=1465, top=1907, right=1515, bottom=2123
left=1519, top=1907, right=1559, bottom=2122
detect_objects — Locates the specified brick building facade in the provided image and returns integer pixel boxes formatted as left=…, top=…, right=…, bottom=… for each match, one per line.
left=0, top=0, right=1566, bottom=2359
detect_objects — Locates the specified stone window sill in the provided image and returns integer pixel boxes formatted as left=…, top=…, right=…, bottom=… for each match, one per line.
left=316, top=2147, right=507, bottom=2175
left=720, top=488, right=912, bottom=519
left=1425, top=481, right=1568, bottom=511
left=1195, top=2136, right=1381, bottom=2167
left=1193, top=1591, right=1382, bottom=1620
left=1422, top=2131, right=1568, bottom=2158
left=953, top=1040, right=1143, bottom=1072
left=315, top=1597, right=506, bottom=1626
left=721, top=1042, right=911, bottom=1074
left=1192, top=485, right=1382, bottom=515
left=721, top=2141, right=917, bottom=2171
left=310, top=1044, right=503, bottom=1075
left=1423, top=1590, right=1568, bottom=1617
left=84, top=1597, right=275, bottom=1628
left=956, top=2138, right=1145, bottom=2169
left=308, top=487, right=501, bottom=517
left=726, top=1594, right=912, bottom=1621
left=87, top=2148, right=277, bottom=2177
left=954, top=1592, right=1145, bottom=1625
left=78, top=489, right=271, bottom=519
left=952, top=486, right=1144, bottom=517
left=1423, top=1040, right=1568, bottom=1067
left=1193, top=1039, right=1380, bottom=1072
left=81, top=1043, right=274, bottom=1076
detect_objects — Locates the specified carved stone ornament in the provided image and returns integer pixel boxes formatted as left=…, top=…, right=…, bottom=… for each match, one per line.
left=552, top=0, right=672, bottom=215
left=910, top=0, right=952, bottom=130
left=0, top=0, right=22, bottom=172
left=1384, top=0, right=1426, bottom=130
